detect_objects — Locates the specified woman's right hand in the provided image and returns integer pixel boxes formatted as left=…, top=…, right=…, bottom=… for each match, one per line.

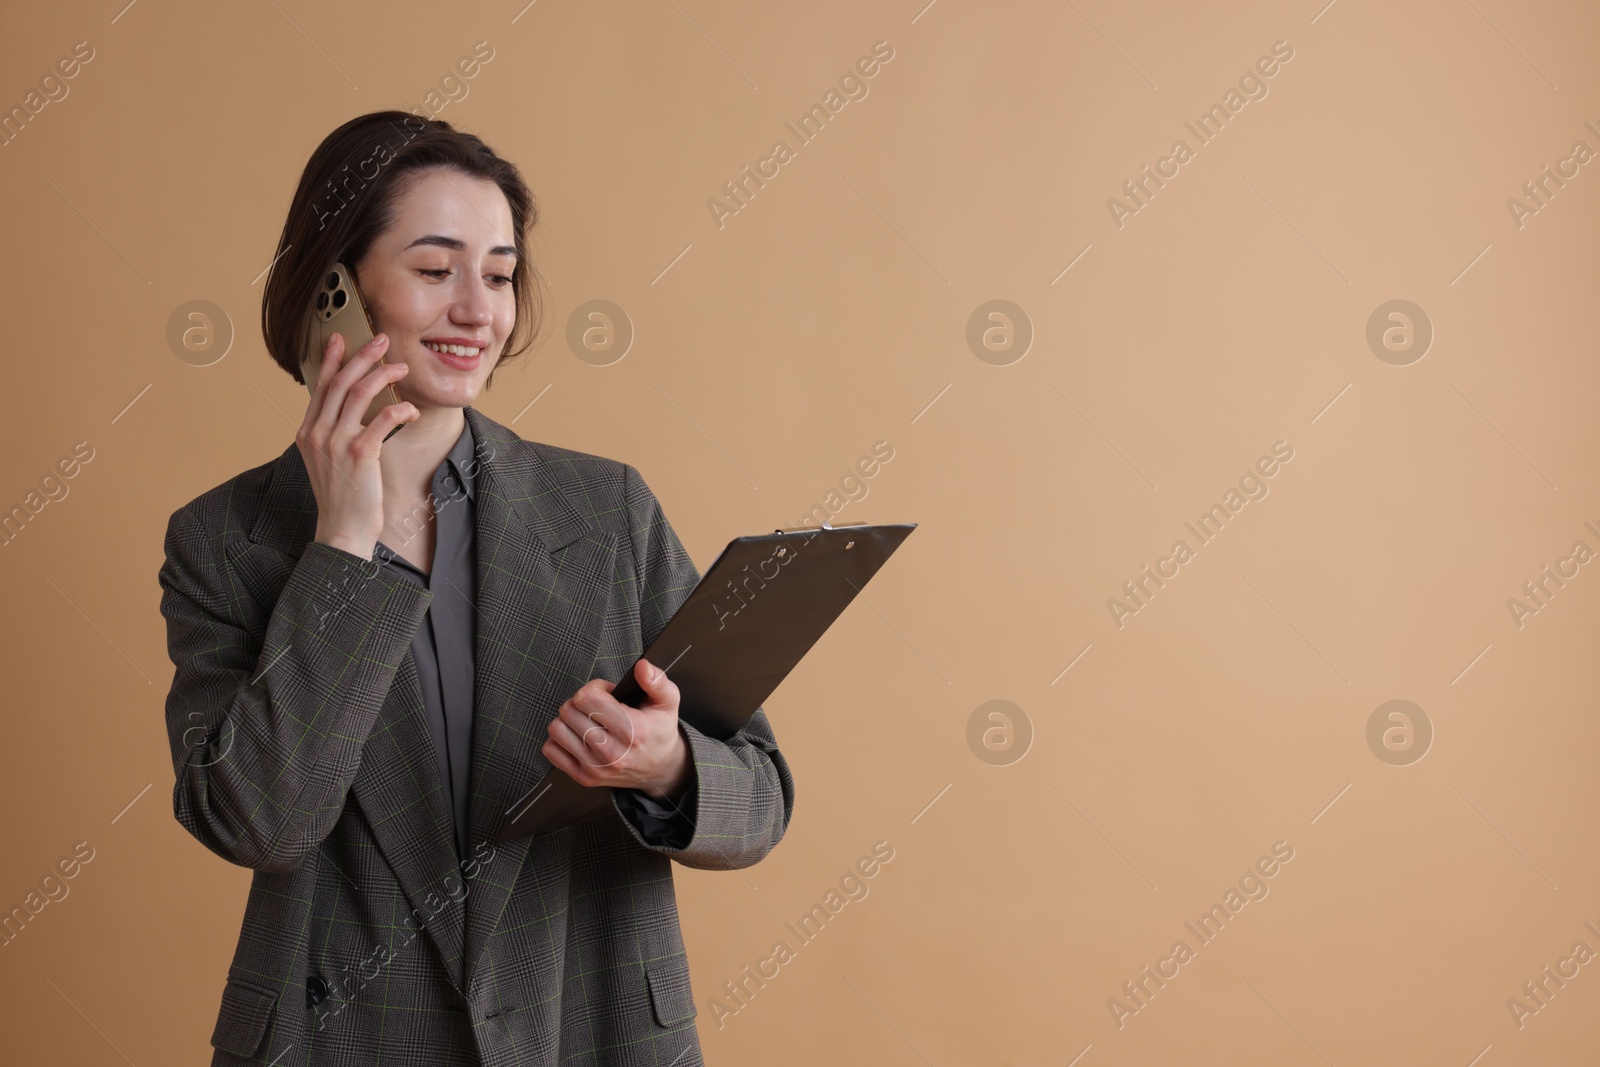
left=299, top=331, right=419, bottom=560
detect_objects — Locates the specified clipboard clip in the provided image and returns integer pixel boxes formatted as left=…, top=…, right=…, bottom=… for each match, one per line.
left=774, top=520, right=871, bottom=534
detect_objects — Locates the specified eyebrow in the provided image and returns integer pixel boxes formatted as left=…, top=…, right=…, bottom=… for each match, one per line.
left=404, top=234, right=519, bottom=258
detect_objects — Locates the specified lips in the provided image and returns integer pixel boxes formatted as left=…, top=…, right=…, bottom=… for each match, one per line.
left=423, top=340, right=482, bottom=370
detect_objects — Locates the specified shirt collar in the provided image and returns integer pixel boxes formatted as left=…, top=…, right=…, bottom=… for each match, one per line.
left=439, top=416, right=479, bottom=502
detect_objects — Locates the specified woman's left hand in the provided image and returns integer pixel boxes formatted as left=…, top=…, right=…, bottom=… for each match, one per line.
left=542, top=658, right=695, bottom=800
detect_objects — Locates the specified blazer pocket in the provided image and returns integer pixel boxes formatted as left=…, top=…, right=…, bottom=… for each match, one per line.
left=645, top=959, right=697, bottom=1027
left=210, top=974, right=280, bottom=1058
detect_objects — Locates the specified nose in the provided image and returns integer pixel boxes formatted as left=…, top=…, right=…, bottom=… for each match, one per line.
left=450, top=275, right=494, bottom=328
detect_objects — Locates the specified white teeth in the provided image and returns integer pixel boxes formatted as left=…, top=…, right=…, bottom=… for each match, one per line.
left=424, top=342, right=481, bottom=357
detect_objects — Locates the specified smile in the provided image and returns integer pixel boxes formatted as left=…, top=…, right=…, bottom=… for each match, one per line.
left=422, top=341, right=483, bottom=370
left=422, top=342, right=483, bottom=357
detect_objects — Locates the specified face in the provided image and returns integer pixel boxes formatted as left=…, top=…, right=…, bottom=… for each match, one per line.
left=352, top=168, right=518, bottom=411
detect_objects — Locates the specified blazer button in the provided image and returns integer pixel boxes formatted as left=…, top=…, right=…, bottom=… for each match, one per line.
left=307, top=975, right=331, bottom=1008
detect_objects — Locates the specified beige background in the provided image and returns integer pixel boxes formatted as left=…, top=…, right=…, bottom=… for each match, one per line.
left=1, top=0, right=1597, bottom=1063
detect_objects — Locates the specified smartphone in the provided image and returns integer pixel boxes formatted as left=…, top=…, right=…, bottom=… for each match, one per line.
left=300, top=263, right=404, bottom=441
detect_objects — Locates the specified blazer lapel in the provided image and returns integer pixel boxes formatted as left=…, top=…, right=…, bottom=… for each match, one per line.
left=457, top=407, right=620, bottom=999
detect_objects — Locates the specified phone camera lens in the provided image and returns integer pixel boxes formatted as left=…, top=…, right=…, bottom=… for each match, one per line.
left=327, top=272, right=340, bottom=289
left=316, top=292, right=329, bottom=311
left=332, top=289, right=348, bottom=309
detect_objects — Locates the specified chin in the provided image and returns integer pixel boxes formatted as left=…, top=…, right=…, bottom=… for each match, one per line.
left=424, top=387, right=482, bottom=410
left=415, top=369, right=490, bottom=403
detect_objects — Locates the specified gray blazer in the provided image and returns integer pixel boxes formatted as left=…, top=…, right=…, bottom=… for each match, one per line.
left=158, top=405, right=794, bottom=1066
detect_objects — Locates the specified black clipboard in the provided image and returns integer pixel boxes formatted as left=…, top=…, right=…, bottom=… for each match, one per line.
left=495, top=520, right=917, bottom=842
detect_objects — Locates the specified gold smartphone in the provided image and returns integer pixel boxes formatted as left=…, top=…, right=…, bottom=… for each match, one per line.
left=300, top=263, right=404, bottom=440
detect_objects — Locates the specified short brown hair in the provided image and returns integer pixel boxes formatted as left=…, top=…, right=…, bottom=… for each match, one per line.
left=261, top=110, right=543, bottom=389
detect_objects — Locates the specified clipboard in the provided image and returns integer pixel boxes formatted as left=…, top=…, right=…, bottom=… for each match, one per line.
left=495, top=519, right=917, bottom=842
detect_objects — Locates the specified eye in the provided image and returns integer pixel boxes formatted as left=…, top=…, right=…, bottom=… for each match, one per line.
left=488, top=274, right=513, bottom=286
left=418, top=268, right=451, bottom=279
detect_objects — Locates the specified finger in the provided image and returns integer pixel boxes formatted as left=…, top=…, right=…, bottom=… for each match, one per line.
left=548, top=715, right=590, bottom=762
left=571, top=682, right=619, bottom=725
left=311, top=331, right=364, bottom=439
left=573, top=677, right=616, bottom=704
left=633, top=658, right=680, bottom=709
left=557, top=701, right=595, bottom=740
left=300, top=331, right=343, bottom=439
left=320, top=333, right=392, bottom=439
left=332, top=345, right=405, bottom=439
left=556, top=709, right=629, bottom=770
left=549, top=716, right=607, bottom=770
left=542, top=737, right=591, bottom=786
left=353, top=398, right=420, bottom=453
left=330, top=365, right=408, bottom=448
left=559, top=701, right=623, bottom=755
left=569, top=692, right=637, bottom=748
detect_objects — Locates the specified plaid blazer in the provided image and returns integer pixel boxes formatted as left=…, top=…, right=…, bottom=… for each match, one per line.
left=158, top=405, right=794, bottom=1066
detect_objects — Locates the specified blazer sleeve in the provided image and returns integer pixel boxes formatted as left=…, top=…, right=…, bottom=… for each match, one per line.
left=158, top=503, right=433, bottom=873
left=608, top=463, right=796, bottom=870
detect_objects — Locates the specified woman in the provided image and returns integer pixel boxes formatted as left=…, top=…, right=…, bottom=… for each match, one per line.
left=158, top=111, right=794, bottom=1066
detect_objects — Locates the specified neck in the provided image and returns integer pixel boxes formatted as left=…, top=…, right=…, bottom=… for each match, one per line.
left=380, top=404, right=467, bottom=499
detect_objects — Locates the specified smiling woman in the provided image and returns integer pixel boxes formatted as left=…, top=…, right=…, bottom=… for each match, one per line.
left=160, top=110, right=794, bottom=1066
left=263, top=112, right=542, bottom=397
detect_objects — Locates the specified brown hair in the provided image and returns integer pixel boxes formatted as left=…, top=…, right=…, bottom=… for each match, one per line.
left=261, top=110, right=542, bottom=389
